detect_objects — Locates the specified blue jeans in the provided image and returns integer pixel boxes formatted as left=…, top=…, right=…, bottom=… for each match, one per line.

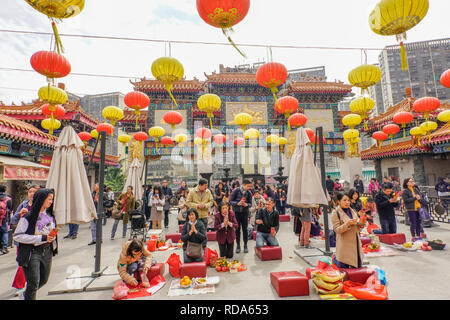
left=332, top=255, right=361, bottom=269
left=111, top=219, right=128, bottom=238
left=183, top=250, right=204, bottom=263
left=373, top=216, right=397, bottom=234
left=0, top=221, right=8, bottom=250
left=255, top=231, right=279, bottom=248
left=68, top=224, right=79, bottom=236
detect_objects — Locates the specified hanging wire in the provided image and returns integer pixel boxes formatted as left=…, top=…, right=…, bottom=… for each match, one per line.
left=169, top=41, right=172, bottom=57
left=269, top=46, right=273, bottom=62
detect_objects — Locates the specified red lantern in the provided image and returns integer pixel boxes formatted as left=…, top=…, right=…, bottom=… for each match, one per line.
left=78, top=131, right=91, bottom=148
left=96, top=123, right=114, bottom=136
left=372, top=131, right=388, bottom=149
left=124, top=91, right=150, bottom=128
left=288, top=113, right=307, bottom=128
left=213, top=134, right=227, bottom=145
left=133, top=131, right=148, bottom=142
left=440, top=69, right=450, bottom=88
left=163, top=111, right=183, bottom=130
left=256, top=62, right=288, bottom=102
left=41, top=104, right=65, bottom=120
left=30, top=51, right=71, bottom=79
left=305, top=128, right=316, bottom=143
left=196, top=0, right=250, bottom=57
left=413, top=97, right=440, bottom=121
left=393, top=111, right=414, bottom=138
left=234, top=137, right=245, bottom=146
left=196, top=127, right=212, bottom=139
left=382, top=124, right=400, bottom=145
left=160, top=136, right=174, bottom=147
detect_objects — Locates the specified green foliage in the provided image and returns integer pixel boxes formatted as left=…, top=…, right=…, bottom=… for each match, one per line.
left=104, top=159, right=126, bottom=192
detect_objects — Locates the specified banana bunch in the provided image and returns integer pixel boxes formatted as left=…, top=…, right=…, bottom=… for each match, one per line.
left=311, top=270, right=345, bottom=295
left=402, top=242, right=413, bottom=248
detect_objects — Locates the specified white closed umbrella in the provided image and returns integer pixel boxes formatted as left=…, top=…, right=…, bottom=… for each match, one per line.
left=287, top=127, right=328, bottom=208
left=46, top=126, right=97, bottom=225
left=123, top=158, right=144, bottom=202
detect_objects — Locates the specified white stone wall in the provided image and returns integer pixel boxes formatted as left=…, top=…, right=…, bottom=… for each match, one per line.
left=423, top=157, right=450, bottom=185
left=380, top=157, right=414, bottom=183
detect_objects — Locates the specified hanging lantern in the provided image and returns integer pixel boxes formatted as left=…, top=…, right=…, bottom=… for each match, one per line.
left=90, top=129, right=99, bottom=140
left=174, top=133, right=188, bottom=155
left=234, top=113, right=253, bottom=131
left=413, top=97, right=440, bottom=121
left=163, top=111, right=183, bottom=130
left=234, top=137, right=245, bottom=147
left=38, top=85, right=68, bottom=105
left=151, top=57, right=184, bottom=106
left=256, top=62, right=288, bottom=103
left=343, top=129, right=360, bottom=157
left=410, top=126, right=425, bottom=146
left=161, top=136, right=174, bottom=147
left=275, top=96, right=299, bottom=130
left=266, top=134, right=279, bottom=145
left=369, top=0, right=429, bottom=71
left=196, top=0, right=250, bottom=57
left=440, top=69, right=450, bottom=88
left=197, top=93, right=221, bottom=128
left=244, top=128, right=259, bottom=146
left=342, top=113, right=362, bottom=129
left=305, top=128, right=316, bottom=144
left=194, top=137, right=204, bottom=145
left=393, top=111, right=414, bottom=138
left=102, top=106, right=123, bottom=126
left=25, top=0, right=85, bottom=54
left=118, top=134, right=132, bottom=147
left=382, top=124, right=400, bottom=145
left=437, top=110, right=450, bottom=125
left=288, top=113, right=307, bottom=129
left=278, top=137, right=287, bottom=152
left=78, top=131, right=91, bottom=148
left=97, top=123, right=114, bottom=136
left=372, top=131, right=388, bottom=149
left=124, top=91, right=150, bottom=129
left=348, top=65, right=382, bottom=95
left=196, top=127, right=212, bottom=140
left=30, top=50, right=71, bottom=79
left=213, top=134, right=226, bottom=145
left=41, top=103, right=65, bottom=122
left=133, top=131, right=148, bottom=152
left=419, top=121, right=438, bottom=142
left=349, top=96, right=375, bottom=130
left=41, top=118, right=61, bottom=135
left=148, top=126, right=165, bottom=142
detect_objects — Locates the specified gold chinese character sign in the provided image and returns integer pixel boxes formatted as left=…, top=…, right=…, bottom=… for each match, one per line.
left=226, top=102, right=268, bottom=126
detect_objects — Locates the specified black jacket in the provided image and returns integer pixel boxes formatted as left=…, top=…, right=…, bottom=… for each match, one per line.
left=374, top=191, right=399, bottom=220
left=181, top=220, right=207, bottom=249
left=350, top=198, right=363, bottom=212
left=354, top=180, right=364, bottom=194
left=325, top=179, right=335, bottom=192
left=402, top=187, right=421, bottom=211
left=229, top=187, right=252, bottom=215
left=255, top=208, right=279, bottom=234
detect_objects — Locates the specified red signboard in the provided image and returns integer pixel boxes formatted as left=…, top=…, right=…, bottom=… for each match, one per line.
left=3, top=166, right=49, bottom=181
left=40, top=156, right=52, bottom=167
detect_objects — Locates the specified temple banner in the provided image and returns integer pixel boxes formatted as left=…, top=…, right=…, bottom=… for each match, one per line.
left=3, top=166, right=49, bottom=181
left=226, top=102, right=268, bottom=125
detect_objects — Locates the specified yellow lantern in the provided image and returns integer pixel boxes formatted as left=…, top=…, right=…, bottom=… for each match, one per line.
left=409, top=126, right=425, bottom=146
left=266, top=134, right=279, bottom=145
left=148, top=126, right=165, bottom=142
left=343, top=129, right=360, bottom=157
left=90, top=129, right=99, bottom=140
left=174, top=133, right=188, bottom=146
left=197, top=94, right=221, bottom=129
left=151, top=57, right=184, bottom=106
left=438, top=110, right=450, bottom=125
left=349, top=97, right=375, bottom=130
left=25, top=0, right=85, bottom=54
left=244, top=128, right=259, bottom=146
left=348, top=65, right=382, bottom=95
left=118, top=134, right=131, bottom=146
left=369, top=0, right=429, bottom=71
left=38, top=85, right=67, bottom=106
left=419, top=121, right=437, bottom=142
left=234, top=113, right=253, bottom=131
left=102, top=106, right=123, bottom=126
left=41, top=118, right=61, bottom=135
left=342, top=114, right=362, bottom=129
left=278, top=137, right=287, bottom=152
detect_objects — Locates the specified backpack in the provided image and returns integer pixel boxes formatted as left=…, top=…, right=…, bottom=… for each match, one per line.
left=0, top=196, right=10, bottom=226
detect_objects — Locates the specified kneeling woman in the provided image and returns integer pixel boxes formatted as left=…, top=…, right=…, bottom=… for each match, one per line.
left=214, top=202, right=238, bottom=259
left=181, top=209, right=207, bottom=263
left=117, top=239, right=153, bottom=287
left=331, top=193, right=364, bottom=268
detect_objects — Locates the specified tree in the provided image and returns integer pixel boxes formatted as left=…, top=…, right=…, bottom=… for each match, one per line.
left=104, top=159, right=126, bottom=192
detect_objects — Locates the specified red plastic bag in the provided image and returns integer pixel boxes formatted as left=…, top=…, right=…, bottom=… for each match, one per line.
left=166, top=253, right=181, bottom=278
left=343, top=275, right=388, bottom=300
left=203, top=247, right=219, bottom=267
left=112, top=280, right=129, bottom=300
left=147, top=239, right=156, bottom=252
left=12, top=266, right=26, bottom=289
left=367, top=222, right=381, bottom=234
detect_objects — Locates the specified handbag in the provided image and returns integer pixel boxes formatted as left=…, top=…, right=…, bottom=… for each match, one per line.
left=186, top=241, right=202, bottom=259
left=113, top=195, right=128, bottom=220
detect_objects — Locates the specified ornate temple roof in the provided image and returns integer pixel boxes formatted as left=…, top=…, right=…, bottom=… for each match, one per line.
left=130, top=78, right=204, bottom=92
left=82, top=148, right=119, bottom=166
left=287, top=80, right=353, bottom=94
left=420, top=124, right=450, bottom=146
left=360, top=138, right=431, bottom=160
left=204, top=71, right=258, bottom=85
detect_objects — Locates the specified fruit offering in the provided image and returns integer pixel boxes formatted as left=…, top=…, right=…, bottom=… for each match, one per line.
left=215, top=257, right=230, bottom=272
left=180, top=276, right=192, bottom=287
left=177, top=240, right=183, bottom=248
left=402, top=242, right=413, bottom=248
left=421, top=242, right=432, bottom=251
left=157, top=240, right=166, bottom=248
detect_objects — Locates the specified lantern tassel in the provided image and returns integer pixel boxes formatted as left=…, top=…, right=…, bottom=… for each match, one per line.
left=363, top=119, right=368, bottom=131
left=209, top=117, right=213, bottom=130
left=51, top=21, right=64, bottom=54
left=222, top=28, right=247, bottom=58
left=399, top=42, right=408, bottom=71
left=390, top=136, right=393, bottom=146
left=270, top=87, right=279, bottom=104
left=403, top=127, right=406, bottom=138
left=378, top=141, right=381, bottom=149
left=165, top=83, right=178, bottom=106
left=417, top=138, right=421, bottom=146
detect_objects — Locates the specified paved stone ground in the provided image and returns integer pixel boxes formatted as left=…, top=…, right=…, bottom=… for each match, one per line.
left=0, top=210, right=449, bottom=300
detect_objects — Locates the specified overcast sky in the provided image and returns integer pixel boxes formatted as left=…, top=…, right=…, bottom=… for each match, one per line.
left=0, top=0, right=448, bottom=104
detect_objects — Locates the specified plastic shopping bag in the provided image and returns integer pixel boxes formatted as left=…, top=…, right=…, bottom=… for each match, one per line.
left=343, top=275, right=388, bottom=300
left=166, top=253, right=181, bottom=278
left=112, top=280, right=129, bottom=300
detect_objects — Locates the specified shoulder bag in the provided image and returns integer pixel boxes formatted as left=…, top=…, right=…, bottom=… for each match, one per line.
left=112, top=195, right=128, bottom=220
left=185, top=223, right=202, bottom=258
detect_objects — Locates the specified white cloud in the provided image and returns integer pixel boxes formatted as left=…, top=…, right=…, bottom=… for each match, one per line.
left=0, top=0, right=448, bottom=104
